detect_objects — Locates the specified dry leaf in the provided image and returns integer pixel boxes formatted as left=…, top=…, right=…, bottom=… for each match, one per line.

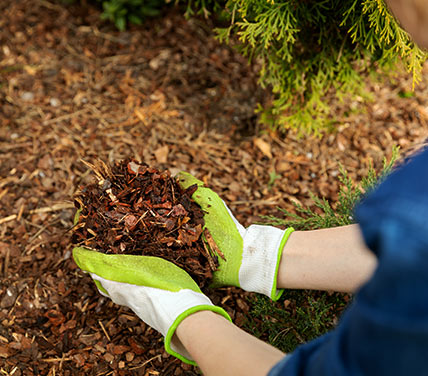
left=0, top=345, right=10, bottom=359
left=154, top=145, right=169, bottom=164
left=253, top=138, right=272, bottom=159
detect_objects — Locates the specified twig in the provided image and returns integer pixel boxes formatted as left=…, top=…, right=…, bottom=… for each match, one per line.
left=229, top=198, right=283, bottom=207
left=37, top=0, right=67, bottom=12
left=0, top=142, right=32, bottom=151
left=17, top=204, right=25, bottom=221
left=202, top=238, right=217, bottom=271
left=28, top=218, right=60, bottom=244
left=43, top=109, right=89, bottom=125
left=80, top=159, right=104, bottom=181
left=128, top=354, right=162, bottom=370
left=0, top=188, right=8, bottom=200
left=31, top=203, right=74, bottom=213
left=40, top=357, right=73, bottom=363
left=204, top=228, right=226, bottom=261
left=0, top=203, right=74, bottom=225
left=98, top=320, right=111, bottom=342
left=0, top=215, right=17, bottom=225
left=77, top=26, right=131, bottom=45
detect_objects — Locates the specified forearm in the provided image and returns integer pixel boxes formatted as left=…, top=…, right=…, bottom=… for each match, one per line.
left=176, top=310, right=285, bottom=376
left=278, top=224, right=377, bottom=293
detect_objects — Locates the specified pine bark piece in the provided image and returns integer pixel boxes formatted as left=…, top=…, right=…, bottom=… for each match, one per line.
left=71, top=159, right=219, bottom=289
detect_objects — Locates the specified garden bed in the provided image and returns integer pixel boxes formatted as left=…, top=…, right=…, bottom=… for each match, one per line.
left=1, top=0, right=428, bottom=374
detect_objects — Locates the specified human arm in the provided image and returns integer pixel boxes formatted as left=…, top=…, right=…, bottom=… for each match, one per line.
left=178, top=172, right=376, bottom=297
left=269, top=149, right=428, bottom=376
left=278, top=224, right=377, bottom=293
left=171, top=224, right=376, bottom=376
left=176, top=310, right=285, bottom=376
left=72, top=248, right=231, bottom=364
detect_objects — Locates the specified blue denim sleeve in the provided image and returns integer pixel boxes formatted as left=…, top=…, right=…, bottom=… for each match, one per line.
left=269, top=149, right=428, bottom=376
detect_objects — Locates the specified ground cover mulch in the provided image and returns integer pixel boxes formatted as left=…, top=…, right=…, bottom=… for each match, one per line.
left=1, top=0, right=428, bottom=374
left=72, top=159, right=219, bottom=288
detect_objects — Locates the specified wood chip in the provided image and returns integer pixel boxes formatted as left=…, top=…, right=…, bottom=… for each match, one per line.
left=204, top=228, right=226, bottom=261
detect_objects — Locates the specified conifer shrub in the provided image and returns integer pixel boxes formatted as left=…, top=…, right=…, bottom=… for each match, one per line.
left=97, top=0, right=165, bottom=30
left=77, top=0, right=427, bottom=133
left=213, top=0, right=427, bottom=133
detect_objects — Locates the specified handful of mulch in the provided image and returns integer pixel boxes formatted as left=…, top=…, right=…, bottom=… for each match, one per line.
left=71, top=159, right=221, bottom=289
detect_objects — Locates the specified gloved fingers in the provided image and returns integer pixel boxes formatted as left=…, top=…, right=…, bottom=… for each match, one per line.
left=87, top=274, right=174, bottom=335
left=175, top=171, right=204, bottom=190
left=221, top=198, right=246, bottom=236
left=72, top=247, right=201, bottom=293
left=92, top=277, right=110, bottom=297
left=176, top=172, right=230, bottom=217
left=176, top=172, right=245, bottom=246
left=85, top=274, right=222, bottom=346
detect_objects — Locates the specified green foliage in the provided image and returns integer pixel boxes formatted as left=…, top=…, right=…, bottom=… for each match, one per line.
left=398, top=90, right=415, bottom=98
left=244, top=148, right=398, bottom=353
left=97, top=0, right=165, bottom=30
left=263, top=146, right=398, bottom=230
left=268, top=170, right=281, bottom=190
left=214, top=0, right=427, bottom=134
left=70, top=0, right=427, bottom=132
left=246, top=290, right=348, bottom=353
left=183, top=0, right=225, bottom=18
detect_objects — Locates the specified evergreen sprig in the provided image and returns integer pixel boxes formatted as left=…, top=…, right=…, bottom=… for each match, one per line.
left=215, top=0, right=427, bottom=133
left=263, top=146, right=399, bottom=230
left=80, top=0, right=427, bottom=134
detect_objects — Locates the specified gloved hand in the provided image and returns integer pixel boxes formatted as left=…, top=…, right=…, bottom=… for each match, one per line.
left=73, top=247, right=231, bottom=365
left=177, top=172, right=294, bottom=301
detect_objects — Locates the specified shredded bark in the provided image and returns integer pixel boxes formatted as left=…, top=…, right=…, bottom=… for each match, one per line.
left=72, top=159, right=219, bottom=288
left=1, top=0, right=428, bottom=374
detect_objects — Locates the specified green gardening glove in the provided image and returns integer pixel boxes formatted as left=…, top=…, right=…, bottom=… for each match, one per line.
left=73, top=247, right=231, bottom=365
left=177, top=172, right=294, bottom=301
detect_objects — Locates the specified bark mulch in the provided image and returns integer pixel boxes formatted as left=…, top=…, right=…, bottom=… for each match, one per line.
left=1, top=0, right=428, bottom=374
left=72, top=159, right=220, bottom=288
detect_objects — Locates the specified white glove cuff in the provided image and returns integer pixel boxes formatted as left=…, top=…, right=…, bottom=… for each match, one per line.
left=88, top=275, right=232, bottom=365
left=238, top=226, right=294, bottom=300
left=90, top=275, right=213, bottom=361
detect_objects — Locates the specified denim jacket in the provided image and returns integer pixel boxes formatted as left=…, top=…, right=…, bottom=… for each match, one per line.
left=269, top=149, right=428, bottom=376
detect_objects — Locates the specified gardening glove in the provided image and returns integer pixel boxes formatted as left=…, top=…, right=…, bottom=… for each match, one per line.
left=72, top=247, right=231, bottom=365
left=177, top=172, right=294, bottom=301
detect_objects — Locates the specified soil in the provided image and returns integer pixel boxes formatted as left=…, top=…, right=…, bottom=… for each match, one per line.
left=1, top=0, right=428, bottom=375
left=72, top=159, right=218, bottom=288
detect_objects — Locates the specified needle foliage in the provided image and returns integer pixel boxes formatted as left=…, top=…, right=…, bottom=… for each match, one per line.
left=77, top=0, right=427, bottom=133
left=263, top=146, right=399, bottom=230
left=213, top=0, right=427, bottom=133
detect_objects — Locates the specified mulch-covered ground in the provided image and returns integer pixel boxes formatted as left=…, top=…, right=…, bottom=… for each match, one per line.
left=1, top=0, right=428, bottom=374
